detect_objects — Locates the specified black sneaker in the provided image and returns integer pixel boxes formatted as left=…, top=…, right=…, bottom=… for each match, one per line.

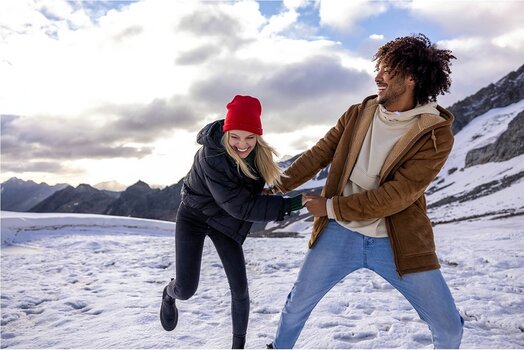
left=160, top=285, right=178, bottom=331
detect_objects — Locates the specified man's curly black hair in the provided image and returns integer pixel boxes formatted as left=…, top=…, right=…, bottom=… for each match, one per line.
left=373, top=33, right=456, bottom=105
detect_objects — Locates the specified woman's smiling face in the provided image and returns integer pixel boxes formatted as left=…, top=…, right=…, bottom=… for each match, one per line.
left=227, top=130, right=257, bottom=158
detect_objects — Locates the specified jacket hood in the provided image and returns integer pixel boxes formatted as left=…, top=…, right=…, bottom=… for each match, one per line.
left=436, top=105, right=454, bottom=125
left=362, top=95, right=454, bottom=126
left=197, top=120, right=225, bottom=149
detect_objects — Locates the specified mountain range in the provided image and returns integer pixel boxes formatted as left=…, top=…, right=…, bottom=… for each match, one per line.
left=1, top=178, right=183, bottom=222
left=2, top=63, right=523, bottom=232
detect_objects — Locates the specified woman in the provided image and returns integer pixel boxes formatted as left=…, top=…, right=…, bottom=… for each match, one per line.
left=159, top=95, right=303, bottom=349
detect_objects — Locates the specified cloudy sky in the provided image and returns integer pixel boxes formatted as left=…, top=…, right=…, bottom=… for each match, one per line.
left=1, top=0, right=523, bottom=189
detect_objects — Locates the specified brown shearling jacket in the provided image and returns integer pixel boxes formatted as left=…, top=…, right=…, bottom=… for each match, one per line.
left=278, top=95, right=454, bottom=275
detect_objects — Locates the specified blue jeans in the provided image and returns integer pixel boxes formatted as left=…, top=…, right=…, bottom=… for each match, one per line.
left=273, top=221, right=463, bottom=349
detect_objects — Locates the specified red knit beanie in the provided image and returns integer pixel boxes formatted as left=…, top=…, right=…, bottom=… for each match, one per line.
left=223, top=95, right=263, bottom=135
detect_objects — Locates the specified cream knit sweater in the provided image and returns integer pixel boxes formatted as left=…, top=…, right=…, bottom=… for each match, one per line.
left=326, top=102, right=440, bottom=237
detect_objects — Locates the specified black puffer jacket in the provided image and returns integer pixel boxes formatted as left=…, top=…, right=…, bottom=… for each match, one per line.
left=181, top=120, right=291, bottom=244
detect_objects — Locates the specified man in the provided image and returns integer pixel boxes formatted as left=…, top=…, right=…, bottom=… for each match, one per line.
left=269, top=34, right=464, bottom=348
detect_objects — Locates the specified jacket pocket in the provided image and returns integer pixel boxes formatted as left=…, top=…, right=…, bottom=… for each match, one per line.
left=390, top=204, right=435, bottom=257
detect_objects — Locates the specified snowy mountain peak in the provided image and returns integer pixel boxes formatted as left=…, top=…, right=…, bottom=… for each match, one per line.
left=94, top=180, right=127, bottom=192
left=448, top=63, right=524, bottom=134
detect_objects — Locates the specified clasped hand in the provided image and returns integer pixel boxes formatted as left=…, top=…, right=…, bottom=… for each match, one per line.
left=262, top=189, right=328, bottom=217
left=302, top=194, right=327, bottom=217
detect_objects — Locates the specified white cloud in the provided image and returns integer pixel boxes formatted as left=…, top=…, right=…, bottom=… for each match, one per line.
left=0, top=0, right=49, bottom=33
left=437, top=35, right=523, bottom=106
left=407, top=0, right=523, bottom=37
left=283, top=0, right=310, bottom=11
left=492, top=28, right=524, bottom=51
left=318, top=0, right=388, bottom=32
left=36, top=0, right=92, bottom=29
left=36, top=0, right=74, bottom=19
left=1, top=0, right=374, bottom=186
left=260, top=7, right=299, bottom=36
left=260, top=0, right=321, bottom=38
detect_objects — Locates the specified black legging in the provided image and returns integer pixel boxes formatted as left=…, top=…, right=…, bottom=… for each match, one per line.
left=172, top=203, right=249, bottom=337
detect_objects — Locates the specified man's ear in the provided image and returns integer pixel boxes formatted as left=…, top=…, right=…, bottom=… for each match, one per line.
left=407, top=75, right=416, bottom=87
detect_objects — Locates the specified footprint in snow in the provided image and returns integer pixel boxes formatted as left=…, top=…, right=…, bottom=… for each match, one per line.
left=318, top=321, right=344, bottom=329
left=64, top=300, right=87, bottom=310
left=1, top=332, right=16, bottom=340
left=333, top=331, right=377, bottom=343
left=412, top=332, right=432, bottom=346
left=23, top=308, right=44, bottom=315
left=252, top=306, right=280, bottom=314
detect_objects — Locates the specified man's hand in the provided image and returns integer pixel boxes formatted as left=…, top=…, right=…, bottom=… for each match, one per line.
left=303, top=194, right=327, bottom=217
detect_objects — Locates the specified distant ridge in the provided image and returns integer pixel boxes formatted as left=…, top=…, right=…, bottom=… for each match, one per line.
left=0, top=177, right=68, bottom=211
left=24, top=180, right=183, bottom=222
left=105, top=180, right=182, bottom=221
left=30, top=184, right=115, bottom=214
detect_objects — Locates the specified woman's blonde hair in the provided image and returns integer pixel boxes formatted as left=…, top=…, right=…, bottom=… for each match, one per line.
left=222, top=131, right=283, bottom=187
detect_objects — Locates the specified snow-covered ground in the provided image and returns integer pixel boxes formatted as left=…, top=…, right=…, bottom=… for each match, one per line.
left=1, top=211, right=523, bottom=348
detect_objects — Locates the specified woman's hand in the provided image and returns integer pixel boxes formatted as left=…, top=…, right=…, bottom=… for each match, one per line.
left=302, top=194, right=327, bottom=217
left=261, top=188, right=274, bottom=195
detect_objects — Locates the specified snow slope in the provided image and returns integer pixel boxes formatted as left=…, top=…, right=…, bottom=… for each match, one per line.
left=426, top=100, right=524, bottom=223
left=1, top=211, right=523, bottom=348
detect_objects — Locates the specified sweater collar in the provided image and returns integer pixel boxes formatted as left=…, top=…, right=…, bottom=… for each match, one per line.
left=378, top=102, right=439, bottom=122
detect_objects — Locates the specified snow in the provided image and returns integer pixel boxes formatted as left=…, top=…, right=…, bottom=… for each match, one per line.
left=2, top=211, right=523, bottom=348
left=295, top=178, right=325, bottom=191
left=1, top=211, right=175, bottom=246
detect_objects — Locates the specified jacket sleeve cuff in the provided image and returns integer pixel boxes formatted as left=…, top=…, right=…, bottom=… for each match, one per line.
left=326, top=198, right=336, bottom=219
left=278, top=197, right=291, bottom=221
